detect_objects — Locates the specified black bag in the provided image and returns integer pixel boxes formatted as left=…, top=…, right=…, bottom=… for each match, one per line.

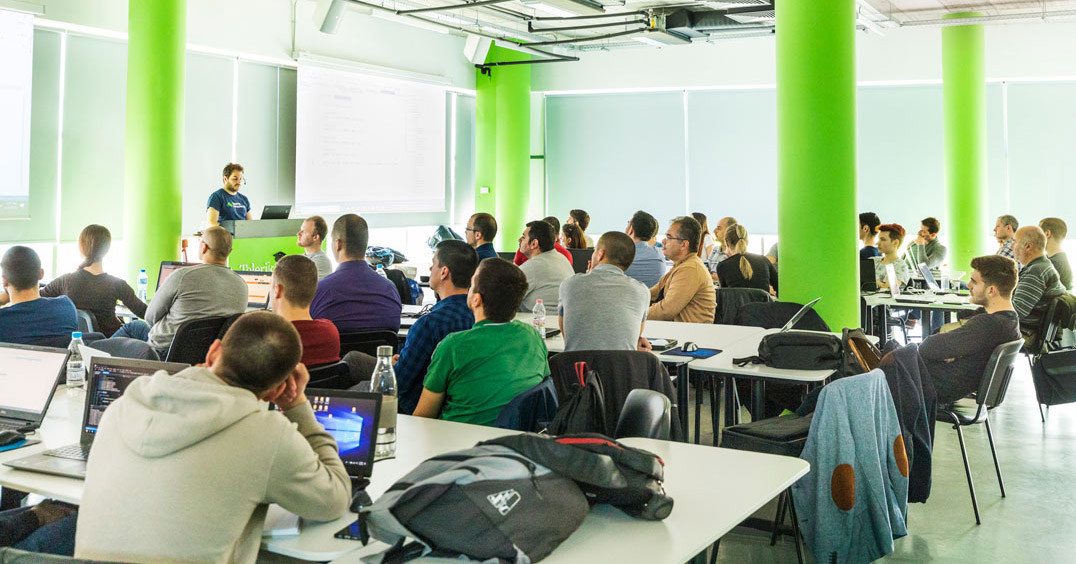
left=733, top=330, right=844, bottom=371
left=843, top=327, right=881, bottom=374
left=719, top=413, right=814, bottom=458
left=547, top=362, right=609, bottom=436
left=483, top=432, right=674, bottom=520
left=1031, top=347, right=1076, bottom=406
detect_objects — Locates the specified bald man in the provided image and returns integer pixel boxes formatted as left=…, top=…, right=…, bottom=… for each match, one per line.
left=1011, top=225, right=1067, bottom=342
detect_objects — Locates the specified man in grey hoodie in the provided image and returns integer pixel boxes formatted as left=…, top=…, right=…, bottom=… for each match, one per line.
left=75, top=311, right=351, bottom=564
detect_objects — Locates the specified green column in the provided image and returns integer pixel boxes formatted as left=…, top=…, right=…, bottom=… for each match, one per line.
left=943, top=13, right=987, bottom=273
left=474, top=46, right=530, bottom=252
left=776, top=0, right=859, bottom=328
left=124, top=0, right=186, bottom=293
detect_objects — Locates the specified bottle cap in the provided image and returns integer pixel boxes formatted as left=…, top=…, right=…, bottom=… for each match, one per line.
left=536, top=299, right=543, bottom=304
left=72, top=332, right=82, bottom=339
left=140, top=269, right=146, bottom=273
left=377, top=345, right=393, bottom=357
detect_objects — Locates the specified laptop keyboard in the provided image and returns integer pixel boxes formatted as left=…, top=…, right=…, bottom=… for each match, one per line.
left=43, top=444, right=90, bottom=461
left=0, top=420, right=26, bottom=431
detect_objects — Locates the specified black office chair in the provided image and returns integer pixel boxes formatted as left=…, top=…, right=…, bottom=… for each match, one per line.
left=496, top=252, right=516, bottom=262
left=936, top=338, right=1024, bottom=525
left=307, top=361, right=353, bottom=390
left=339, top=330, right=399, bottom=357
left=1022, top=296, right=1065, bottom=421
left=567, top=248, right=593, bottom=274
left=714, top=287, right=772, bottom=325
left=76, top=309, right=97, bottom=334
left=164, top=315, right=231, bottom=365
left=733, top=301, right=830, bottom=332
left=614, top=389, right=671, bottom=440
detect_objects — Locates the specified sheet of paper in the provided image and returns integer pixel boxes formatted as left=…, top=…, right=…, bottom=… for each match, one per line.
left=263, top=504, right=301, bottom=537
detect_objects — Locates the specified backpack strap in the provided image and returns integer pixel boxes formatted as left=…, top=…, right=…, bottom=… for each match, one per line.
left=382, top=539, right=427, bottom=564
left=574, top=361, right=589, bottom=386
left=732, top=356, right=763, bottom=367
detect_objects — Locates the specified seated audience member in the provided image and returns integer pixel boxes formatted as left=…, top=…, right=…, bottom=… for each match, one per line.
left=466, top=212, right=498, bottom=261
left=766, top=242, right=778, bottom=266
left=559, top=231, right=651, bottom=352
left=693, top=212, right=714, bottom=259
left=920, top=256, right=1020, bottom=404
left=624, top=211, right=666, bottom=288
left=142, top=226, right=247, bottom=353
left=716, top=225, right=779, bottom=295
left=859, top=212, right=881, bottom=259
left=561, top=223, right=586, bottom=250
left=904, top=216, right=948, bottom=269
left=875, top=223, right=912, bottom=290
left=708, top=216, right=737, bottom=279
left=1012, top=226, right=1067, bottom=343
left=75, top=312, right=350, bottom=564
left=994, top=214, right=1020, bottom=266
left=649, top=216, right=717, bottom=323
left=297, top=215, right=333, bottom=280
left=518, top=220, right=574, bottom=312
left=567, top=209, right=595, bottom=247
left=0, top=500, right=78, bottom=555
left=270, top=255, right=340, bottom=367
left=311, top=214, right=402, bottom=333
left=1040, top=217, right=1072, bottom=291
left=395, top=240, right=477, bottom=414
left=513, top=216, right=573, bottom=266
left=34, top=225, right=147, bottom=338
left=0, top=246, right=78, bottom=345
left=413, top=259, right=548, bottom=426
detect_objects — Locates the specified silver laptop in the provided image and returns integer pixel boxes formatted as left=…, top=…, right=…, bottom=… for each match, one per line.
left=0, top=343, right=68, bottom=432
left=4, top=357, right=188, bottom=479
left=234, top=270, right=273, bottom=310
left=779, top=297, right=822, bottom=332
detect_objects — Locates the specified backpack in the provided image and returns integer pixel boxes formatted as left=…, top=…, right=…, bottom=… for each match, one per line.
left=481, top=433, right=674, bottom=521
left=357, top=444, right=589, bottom=564
left=547, top=362, right=608, bottom=436
left=733, top=328, right=875, bottom=378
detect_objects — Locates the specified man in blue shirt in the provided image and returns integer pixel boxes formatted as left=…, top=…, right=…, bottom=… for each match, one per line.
left=206, top=163, right=252, bottom=226
left=0, top=246, right=78, bottom=345
left=466, top=212, right=498, bottom=261
left=310, top=214, right=402, bottom=333
left=624, top=210, right=667, bottom=288
left=395, top=240, right=477, bottom=414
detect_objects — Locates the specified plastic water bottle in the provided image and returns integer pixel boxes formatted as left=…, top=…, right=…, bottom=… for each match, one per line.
left=136, top=269, right=149, bottom=301
left=66, top=332, right=85, bottom=388
left=372, top=345, right=397, bottom=460
left=532, top=299, right=546, bottom=333
left=376, top=265, right=389, bottom=280
left=939, top=263, right=950, bottom=292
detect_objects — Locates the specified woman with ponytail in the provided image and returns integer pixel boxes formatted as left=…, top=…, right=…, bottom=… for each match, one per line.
left=40, top=224, right=148, bottom=337
left=715, top=224, right=779, bottom=296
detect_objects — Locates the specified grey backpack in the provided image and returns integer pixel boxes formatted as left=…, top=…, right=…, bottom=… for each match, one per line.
left=357, top=444, right=589, bottom=564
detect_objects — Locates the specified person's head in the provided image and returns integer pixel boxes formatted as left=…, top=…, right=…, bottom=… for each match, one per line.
left=561, top=224, right=586, bottom=250
left=222, top=163, right=244, bottom=193
left=626, top=210, right=657, bottom=242
left=270, top=255, right=318, bottom=313
left=1, top=246, right=43, bottom=293
left=593, top=231, right=636, bottom=271
left=206, top=311, right=302, bottom=399
left=968, top=255, right=1018, bottom=307
left=725, top=224, right=754, bottom=280
left=1013, top=225, right=1047, bottom=265
left=467, top=258, right=528, bottom=323
left=859, top=212, right=881, bottom=241
left=566, top=209, right=590, bottom=232
left=714, top=216, right=737, bottom=243
left=199, top=226, right=233, bottom=263
left=78, top=224, right=112, bottom=269
left=994, top=215, right=1019, bottom=243
left=919, top=217, right=940, bottom=241
left=297, top=216, right=328, bottom=250
left=691, top=213, right=710, bottom=237
left=876, top=223, right=905, bottom=255
left=466, top=213, right=497, bottom=247
left=1039, top=217, right=1068, bottom=245
left=430, top=240, right=478, bottom=297
left=543, top=216, right=561, bottom=235
left=331, top=214, right=370, bottom=262
left=663, top=216, right=702, bottom=261
left=519, top=220, right=555, bottom=258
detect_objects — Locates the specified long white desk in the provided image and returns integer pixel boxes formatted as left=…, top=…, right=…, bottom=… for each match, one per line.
left=861, top=292, right=980, bottom=338
left=0, top=388, right=809, bottom=564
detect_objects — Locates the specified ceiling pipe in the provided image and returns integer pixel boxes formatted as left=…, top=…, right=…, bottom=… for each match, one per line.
left=396, top=0, right=516, bottom=16
left=899, top=10, right=1076, bottom=27
left=530, top=18, right=648, bottom=32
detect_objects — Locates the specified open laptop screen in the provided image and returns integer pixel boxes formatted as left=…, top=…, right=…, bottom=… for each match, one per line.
left=84, top=358, right=189, bottom=436
left=234, top=271, right=273, bottom=309
left=306, top=389, right=381, bottom=479
left=0, top=344, right=67, bottom=420
left=157, top=261, right=197, bottom=291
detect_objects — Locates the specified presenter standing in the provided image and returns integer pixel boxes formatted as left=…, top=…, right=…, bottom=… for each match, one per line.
left=206, top=163, right=253, bottom=226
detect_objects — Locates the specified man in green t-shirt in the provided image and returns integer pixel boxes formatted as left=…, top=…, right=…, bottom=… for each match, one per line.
left=413, top=258, right=549, bottom=426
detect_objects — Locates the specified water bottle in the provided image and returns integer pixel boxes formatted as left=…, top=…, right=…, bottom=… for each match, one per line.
left=532, top=299, right=546, bottom=334
left=376, top=265, right=389, bottom=280
left=372, top=345, right=397, bottom=460
left=136, top=269, right=149, bottom=301
left=939, top=263, right=950, bottom=292
left=67, top=332, right=85, bottom=388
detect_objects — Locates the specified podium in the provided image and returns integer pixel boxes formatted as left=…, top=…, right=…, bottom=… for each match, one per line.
left=220, top=219, right=304, bottom=271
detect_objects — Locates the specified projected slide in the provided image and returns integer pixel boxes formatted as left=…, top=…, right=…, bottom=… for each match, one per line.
left=295, top=64, right=447, bottom=214
left=0, top=9, right=33, bottom=219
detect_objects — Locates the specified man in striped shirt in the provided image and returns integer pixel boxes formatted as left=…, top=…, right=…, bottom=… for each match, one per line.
left=1011, top=226, right=1066, bottom=344
left=994, top=215, right=1021, bottom=267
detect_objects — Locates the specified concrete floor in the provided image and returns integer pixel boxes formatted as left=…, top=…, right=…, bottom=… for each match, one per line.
left=700, top=358, right=1076, bottom=563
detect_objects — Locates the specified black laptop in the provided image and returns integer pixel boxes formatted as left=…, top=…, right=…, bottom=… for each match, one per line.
left=261, top=205, right=292, bottom=220
left=0, top=343, right=69, bottom=432
left=274, top=389, right=381, bottom=482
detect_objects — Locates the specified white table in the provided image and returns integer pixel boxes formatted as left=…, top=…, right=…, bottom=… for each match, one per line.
left=861, top=292, right=980, bottom=339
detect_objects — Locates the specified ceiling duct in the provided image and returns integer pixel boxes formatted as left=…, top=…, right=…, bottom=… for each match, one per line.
left=659, top=7, right=773, bottom=40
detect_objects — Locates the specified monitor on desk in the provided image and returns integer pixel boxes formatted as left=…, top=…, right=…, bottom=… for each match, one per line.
left=233, top=271, right=273, bottom=309
left=156, top=261, right=197, bottom=291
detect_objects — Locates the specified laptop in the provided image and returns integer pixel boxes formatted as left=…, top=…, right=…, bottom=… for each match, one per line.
left=274, top=389, right=382, bottom=482
left=234, top=270, right=273, bottom=309
left=261, top=205, right=292, bottom=220
left=4, top=357, right=188, bottom=479
left=890, top=263, right=935, bottom=304
left=157, top=261, right=197, bottom=291
left=0, top=344, right=69, bottom=432
left=779, top=297, right=822, bottom=332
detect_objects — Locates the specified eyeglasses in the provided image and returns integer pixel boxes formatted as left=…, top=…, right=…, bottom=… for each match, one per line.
left=663, top=234, right=686, bottom=242
left=464, top=227, right=476, bottom=232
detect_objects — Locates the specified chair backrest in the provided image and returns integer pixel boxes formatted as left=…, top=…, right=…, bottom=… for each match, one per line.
left=497, top=251, right=516, bottom=262
left=307, top=361, right=353, bottom=390
left=976, top=339, right=1026, bottom=410
left=615, top=389, right=671, bottom=440
left=88, top=337, right=161, bottom=361
left=164, top=315, right=230, bottom=364
left=76, top=309, right=96, bottom=333
left=568, top=248, right=593, bottom=274
left=733, top=301, right=830, bottom=332
left=714, top=287, right=773, bottom=325
left=493, top=376, right=559, bottom=432
left=339, top=329, right=399, bottom=357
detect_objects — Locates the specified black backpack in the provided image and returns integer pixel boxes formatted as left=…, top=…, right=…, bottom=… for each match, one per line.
left=547, top=362, right=608, bottom=435
left=733, top=328, right=873, bottom=378
left=1031, top=347, right=1076, bottom=406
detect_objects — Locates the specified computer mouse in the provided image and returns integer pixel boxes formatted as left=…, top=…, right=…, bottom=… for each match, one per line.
left=683, top=342, right=699, bottom=352
left=0, top=430, right=25, bottom=447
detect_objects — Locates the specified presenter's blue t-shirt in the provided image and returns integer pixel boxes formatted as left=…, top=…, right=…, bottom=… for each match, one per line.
left=0, top=296, right=79, bottom=345
left=207, top=189, right=251, bottom=223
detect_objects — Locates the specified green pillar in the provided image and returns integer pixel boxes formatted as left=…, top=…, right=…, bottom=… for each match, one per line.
left=474, top=46, right=530, bottom=252
left=943, top=13, right=987, bottom=273
left=776, top=0, right=859, bottom=328
left=124, top=0, right=186, bottom=293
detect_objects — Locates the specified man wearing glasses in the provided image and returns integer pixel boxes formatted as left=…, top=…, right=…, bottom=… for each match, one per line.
left=206, top=162, right=253, bottom=227
left=466, top=213, right=499, bottom=261
left=648, top=216, right=716, bottom=324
